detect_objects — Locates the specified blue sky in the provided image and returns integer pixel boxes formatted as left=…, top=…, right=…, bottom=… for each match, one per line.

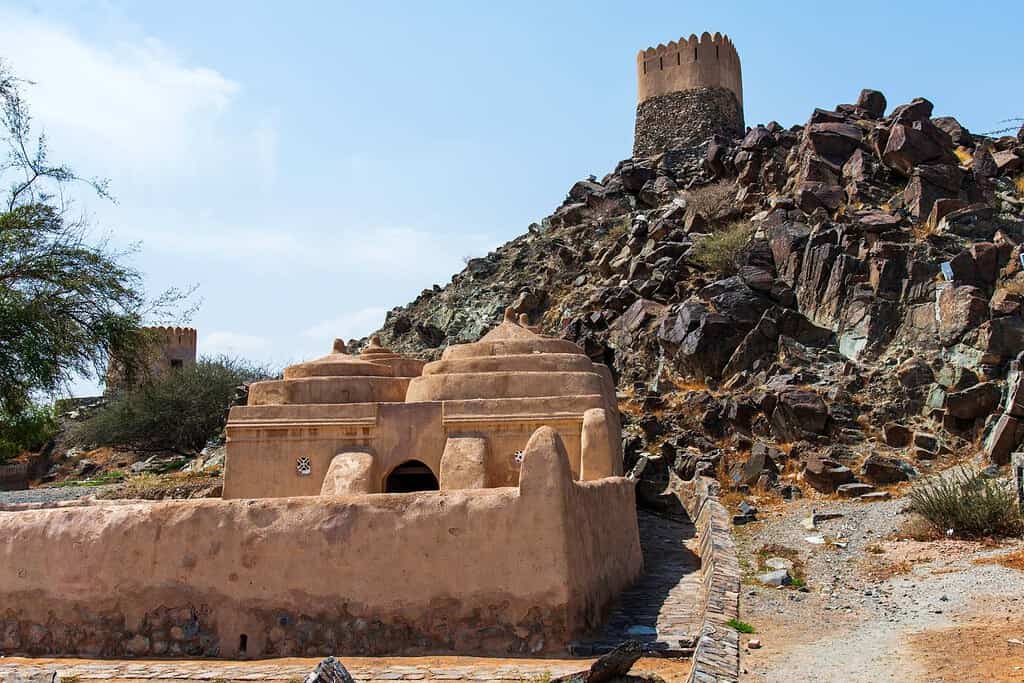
left=2, top=1, right=1021, bottom=394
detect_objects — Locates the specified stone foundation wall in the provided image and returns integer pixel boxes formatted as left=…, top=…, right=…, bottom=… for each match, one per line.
left=0, top=428, right=642, bottom=659
left=677, top=476, right=741, bottom=683
left=633, top=87, right=744, bottom=158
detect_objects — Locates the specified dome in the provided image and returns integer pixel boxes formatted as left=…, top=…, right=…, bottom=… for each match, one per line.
left=405, top=309, right=616, bottom=403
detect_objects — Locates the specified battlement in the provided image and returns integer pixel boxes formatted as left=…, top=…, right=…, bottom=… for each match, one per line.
left=147, top=326, right=198, bottom=349
left=636, top=32, right=742, bottom=106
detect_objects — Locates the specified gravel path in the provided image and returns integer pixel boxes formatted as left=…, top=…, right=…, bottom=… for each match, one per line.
left=0, top=484, right=117, bottom=506
left=734, top=494, right=1024, bottom=682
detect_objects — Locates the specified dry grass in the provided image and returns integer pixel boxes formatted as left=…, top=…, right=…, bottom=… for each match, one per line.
left=682, top=179, right=736, bottom=219
left=97, top=470, right=222, bottom=500
left=1015, top=174, right=1024, bottom=197
left=894, top=513, right=944, bottom=542
left=863, top=558, right=915, bottom=581
left=691, top=220, right=755, bottom=275
left=975, top=548, right=1024, bottom=572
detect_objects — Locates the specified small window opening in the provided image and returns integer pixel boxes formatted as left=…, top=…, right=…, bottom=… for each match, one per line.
left=658, top=56, right=663, bottom=70
left=385, top=460, right=439, bottom=493
left=170, top=359, right=184, bottom=369
left=716, top=45, right=720, bottom=58
left=238, top=634, right=248, bottom=654
left=676, top=53, right=680, bottom=65
left=694, top=47, right=698, bottom=60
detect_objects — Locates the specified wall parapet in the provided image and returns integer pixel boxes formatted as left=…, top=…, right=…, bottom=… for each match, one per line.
left=637, top=32, right=742, bottom=106
left=0, top=428, right=641, bottom=659
left=677, top=476, right=741, bottom=683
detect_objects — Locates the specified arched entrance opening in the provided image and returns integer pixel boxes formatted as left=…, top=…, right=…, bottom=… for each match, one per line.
left=384, top=460, right=439, bottom=493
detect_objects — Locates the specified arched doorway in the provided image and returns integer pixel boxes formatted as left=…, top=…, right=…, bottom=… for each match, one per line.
left=384, top=460, right=439, bottom=493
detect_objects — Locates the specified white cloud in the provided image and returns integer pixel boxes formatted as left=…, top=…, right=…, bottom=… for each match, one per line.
left=127, top=216, right=496, bottom=280
left=0, top=10, right=257, bottom=180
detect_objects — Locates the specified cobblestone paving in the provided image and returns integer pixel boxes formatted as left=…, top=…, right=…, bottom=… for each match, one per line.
left=0, top=658, right=585, bottom=682
left=573, top=510, right=702, bottom=655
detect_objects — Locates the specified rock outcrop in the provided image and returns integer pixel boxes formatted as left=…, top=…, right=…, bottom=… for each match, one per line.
left=364, top=88, right=1024, bottom=502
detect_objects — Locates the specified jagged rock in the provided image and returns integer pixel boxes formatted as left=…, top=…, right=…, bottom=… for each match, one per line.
left=932, top=116, right=973, bottom=147
left=305, top=657, right=356, bottom=683
left=883, top=422, right=913, bottom=447
left=945, top=381, right=1002, bottom=419
left=802, top=454, right=855, bottom=493
left=861, top=454, right=916, bottom=484
left=837, top=482, right=875, bottom=498
left=936, top=204, right=997, bottom=238
left=733, top=446, right=779, bottom=487
left=856, top=89, right=887, bottom=118
left=913, top=432, right=940, bottom=452
left=985, top=414, right=1024, bottom=465
left=553, top=640, right=643, bottom=683
left=890, top=97, right=934, bottom=122
left=897, top=357, right=935, bottom=388
left=882, top=120, right=956, bottom=176
left=993, top=150, right=1022, bottom=174
left=936, top=285, right=989, bottom=346
left=771, top=389, right=829, bottom=440
left=807, top=123, right=863, bottom=163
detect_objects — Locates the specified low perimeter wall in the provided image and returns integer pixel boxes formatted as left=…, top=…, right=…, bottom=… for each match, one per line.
left=0, top=427, right=642, bottom=660
left=677, top=476, right=741, bottom=683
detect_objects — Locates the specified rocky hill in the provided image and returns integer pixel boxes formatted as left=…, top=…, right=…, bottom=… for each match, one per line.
left=368, top=89, right=1024, bottom=509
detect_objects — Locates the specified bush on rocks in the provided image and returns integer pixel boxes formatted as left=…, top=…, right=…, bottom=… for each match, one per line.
left=73, top=356, right=275, bottom=453
left=692, top=220, right=756, bottom=275
left=909, top=467, right=1023, bottom=539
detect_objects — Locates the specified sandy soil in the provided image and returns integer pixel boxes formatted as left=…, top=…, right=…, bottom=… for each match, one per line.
left=734, top=496, right=1024, bottom=682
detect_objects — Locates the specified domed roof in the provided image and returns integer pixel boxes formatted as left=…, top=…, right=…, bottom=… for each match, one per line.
left=405, top=309, right=614, bottom=403
left=282, top=338, right=394, bottom=380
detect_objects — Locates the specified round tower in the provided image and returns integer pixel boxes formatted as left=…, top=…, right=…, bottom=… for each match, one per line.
left=633, top=32, right=745, bottom=157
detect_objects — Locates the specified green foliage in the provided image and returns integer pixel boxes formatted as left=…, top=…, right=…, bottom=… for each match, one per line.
left=691, top=220, right=755, bottom=275
left=73, top=356, right=275, bottom=453
left=727, top=618, right=755, bottom=634
left=0, top=61, right=190, bottom=415
left=909, top=467, right=1023, bottom=539
left=0, top=404, right=56, bottom=462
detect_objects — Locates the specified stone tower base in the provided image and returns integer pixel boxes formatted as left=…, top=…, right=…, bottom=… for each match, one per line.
left=633, top=86, right=744, bottom=158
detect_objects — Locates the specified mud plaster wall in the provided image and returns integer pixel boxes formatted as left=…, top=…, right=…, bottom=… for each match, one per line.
left=0, top=440, right=641, bottom=659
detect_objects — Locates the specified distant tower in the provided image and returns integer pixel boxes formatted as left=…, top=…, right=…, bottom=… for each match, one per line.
left=633, top=32, right=745, bottom=157
left=105, top=326, right=198, bottom=393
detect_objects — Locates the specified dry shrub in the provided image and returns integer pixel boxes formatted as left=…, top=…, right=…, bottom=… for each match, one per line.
left=1015, top=174, right=1024, bottom=197
left=683, top=180, right=736, bottom=219
left=908, top=467, right=1023, bottom=539
left=691, top=220, right=755, bottom=275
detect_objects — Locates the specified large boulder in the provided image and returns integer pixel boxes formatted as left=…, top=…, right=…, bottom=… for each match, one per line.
left=807, top=122, right=864, bottom=164
left=945, top=381, right=1002, bottom=419
left=882, top=121, right=957, bottom=176
left=802, top=454, right=855, bottom=492
left=861, top=454, right=916, bottom=484
left=856, top=89, right=887, bottom=118
left=771, top=389, right=829, bottom=440
left=936, top=285, right=989, bottom=346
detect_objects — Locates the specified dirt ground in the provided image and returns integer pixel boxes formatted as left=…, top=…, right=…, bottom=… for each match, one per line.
left=734, top=496, right=1024, bottom=682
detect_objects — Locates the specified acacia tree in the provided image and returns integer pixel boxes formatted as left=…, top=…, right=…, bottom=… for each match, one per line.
left=0, top=61, right=189, bottom=417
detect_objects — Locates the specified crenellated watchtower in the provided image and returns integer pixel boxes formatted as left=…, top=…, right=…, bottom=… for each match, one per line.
left=633, top=32, right=745, bottom=157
